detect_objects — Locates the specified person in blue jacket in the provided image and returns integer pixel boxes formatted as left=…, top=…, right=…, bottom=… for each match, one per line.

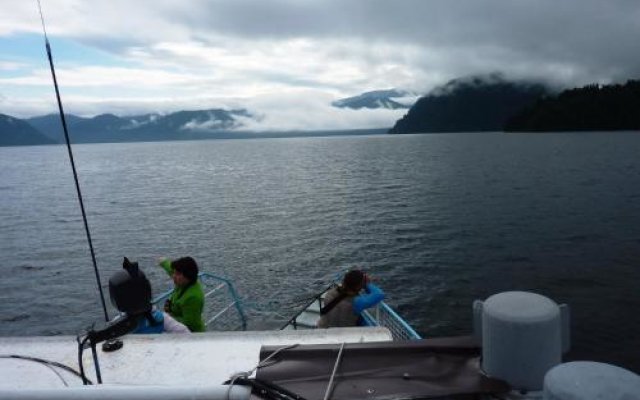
left=317, top=269, right=385, bottom=328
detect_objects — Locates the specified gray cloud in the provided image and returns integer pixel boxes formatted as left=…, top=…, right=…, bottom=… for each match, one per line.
left=2, top=0, right=640, bottom=125
left=21, top=0, right=640, bottom=88
left=177, top=0, right=640, bottom=86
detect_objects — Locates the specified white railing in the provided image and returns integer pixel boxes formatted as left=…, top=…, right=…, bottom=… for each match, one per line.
left=362, top=302, right=422, bottom=341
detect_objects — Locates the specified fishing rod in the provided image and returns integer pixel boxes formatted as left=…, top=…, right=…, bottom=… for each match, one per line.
left=36, top=0, right=110, bottom=322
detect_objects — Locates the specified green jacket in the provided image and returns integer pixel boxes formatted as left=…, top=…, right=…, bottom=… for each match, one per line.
left=159, top=259, right=206, bottom=332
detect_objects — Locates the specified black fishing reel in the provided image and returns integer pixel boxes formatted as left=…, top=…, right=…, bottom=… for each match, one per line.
left=78, top=257, right=154, bottom=383
left=109, top=257, right=152, bottom=316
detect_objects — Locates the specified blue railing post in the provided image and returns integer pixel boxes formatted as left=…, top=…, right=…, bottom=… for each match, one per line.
left=199, top=272, right=248, bottom=331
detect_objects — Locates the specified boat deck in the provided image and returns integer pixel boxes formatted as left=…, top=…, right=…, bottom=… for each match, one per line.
left=0, top=328, right=392, bottom=390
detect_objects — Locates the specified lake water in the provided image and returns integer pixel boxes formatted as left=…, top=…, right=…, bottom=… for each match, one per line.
left=1, top=132, right=639, bottom=372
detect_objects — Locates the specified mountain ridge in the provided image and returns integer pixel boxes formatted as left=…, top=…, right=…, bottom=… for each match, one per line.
left=5, top=76, right=638, bottom=146
left=24, top=108, right=252, bottom=143
left=332, top=89, right=414, bottom=110
left=2, top=109, right=389, bottom=146
left=505, top=80, right=640, bottom=131
left=0, top=114, right=57, bottom=146
left=389, top=75, right=551, bottom=134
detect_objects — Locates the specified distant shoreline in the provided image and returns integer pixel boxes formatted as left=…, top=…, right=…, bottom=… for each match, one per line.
left=0, top=127, right=390, bottom=147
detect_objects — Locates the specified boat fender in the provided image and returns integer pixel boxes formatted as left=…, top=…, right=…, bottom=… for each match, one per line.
left=543, top=361, right=640, bottom=400
left=478, top=291, right=567, bottom=391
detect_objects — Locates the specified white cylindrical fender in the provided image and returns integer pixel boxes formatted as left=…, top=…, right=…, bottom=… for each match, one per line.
left=0, top=384, right=251, bottom=400
left=481, top=291, right=562, bottom=391
left=543, top=361, right=640, bottom=400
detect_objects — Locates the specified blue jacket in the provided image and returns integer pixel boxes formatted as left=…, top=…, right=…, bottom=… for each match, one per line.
left=352, top=283, right=385, bottom=314
left=133, top=310, right=164, bottom=334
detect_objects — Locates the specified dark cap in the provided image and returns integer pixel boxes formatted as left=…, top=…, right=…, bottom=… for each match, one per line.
left=172, top=256, right=199, bottom=284
left=343, top=269, right=365, bottom=292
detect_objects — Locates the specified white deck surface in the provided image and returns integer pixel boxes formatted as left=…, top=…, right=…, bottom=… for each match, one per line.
left=0, top=328, right=392, bottom=390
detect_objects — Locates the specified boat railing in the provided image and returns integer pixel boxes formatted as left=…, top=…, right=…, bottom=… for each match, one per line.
left=152, top=272, right=247, bottom=331
left=280, top=292, right=324, bottom=330
left=362, top=302, right=422, bottom=341
left=282, top=287, right=422, bottom=341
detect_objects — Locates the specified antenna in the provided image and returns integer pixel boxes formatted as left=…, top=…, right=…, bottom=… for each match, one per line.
left=36, top=0, right=110, bottom=322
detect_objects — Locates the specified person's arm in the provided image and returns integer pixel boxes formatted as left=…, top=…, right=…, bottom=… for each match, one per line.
left=352, top=283, right=385, bottom=314
left=158, top=257, right=174, bottom=277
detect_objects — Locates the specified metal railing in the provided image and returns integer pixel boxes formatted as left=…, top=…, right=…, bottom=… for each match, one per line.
left=362, top=302, right=422, bottom=341
left=282, top=286, right=422, bottom=341
left=152, top=272, right=247, bottom=331
left=280, top=293, right=324, bottom=330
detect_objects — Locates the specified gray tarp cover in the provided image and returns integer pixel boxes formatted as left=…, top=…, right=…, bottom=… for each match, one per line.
left=256, top=336, right=510, bottom=400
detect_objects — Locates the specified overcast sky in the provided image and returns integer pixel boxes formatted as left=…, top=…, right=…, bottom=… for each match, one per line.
left=1, top=0, right=639, bottom=130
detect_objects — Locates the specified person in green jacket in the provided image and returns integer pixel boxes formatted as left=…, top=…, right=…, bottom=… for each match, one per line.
left=158, top=256, right=205, bottom=332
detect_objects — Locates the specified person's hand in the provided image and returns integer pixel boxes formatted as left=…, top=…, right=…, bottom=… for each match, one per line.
left=164, top=299, right=172, bottom=313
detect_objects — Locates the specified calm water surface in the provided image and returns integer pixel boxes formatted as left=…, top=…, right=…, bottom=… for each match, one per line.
left=1, top=132, right=639, bottom=372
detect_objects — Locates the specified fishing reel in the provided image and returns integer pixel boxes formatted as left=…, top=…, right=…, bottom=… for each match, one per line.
left=86, top=257, right=152, bottom=345
left=78, top=257, right=153, bottom=384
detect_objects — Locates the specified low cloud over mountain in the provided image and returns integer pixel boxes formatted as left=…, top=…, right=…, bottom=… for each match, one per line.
left=2, top=105, right=393, bottom=146
left=389, top=75, right=551, bottom=134
left=332, top=89, right=417, bottom=110
left=25, top=109, right=254, bottom=143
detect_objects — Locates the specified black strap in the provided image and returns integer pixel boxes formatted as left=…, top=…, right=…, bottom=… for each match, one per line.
left=320, top=288, right=349, bottom=316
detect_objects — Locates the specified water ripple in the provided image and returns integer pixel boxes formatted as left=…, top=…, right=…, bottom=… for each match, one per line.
left=0, top=133, right=639, bottom=372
